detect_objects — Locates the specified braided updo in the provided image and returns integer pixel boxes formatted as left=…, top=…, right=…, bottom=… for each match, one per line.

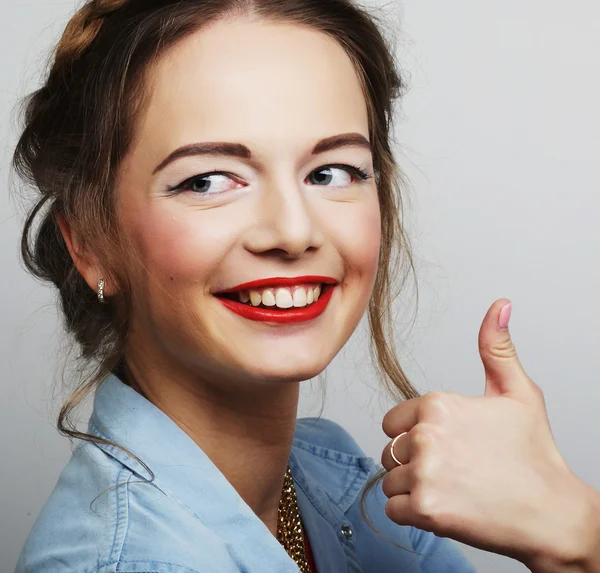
left=13, top=0, right=420, bottom=547
left=55, top=0, right=126, bottom=66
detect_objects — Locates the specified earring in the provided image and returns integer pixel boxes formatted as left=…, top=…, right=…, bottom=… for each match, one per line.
left=97, top=279, right=107, bottom=304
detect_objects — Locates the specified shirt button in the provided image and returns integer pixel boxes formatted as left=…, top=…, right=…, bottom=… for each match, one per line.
left=340, top=524, right=353, bottom=540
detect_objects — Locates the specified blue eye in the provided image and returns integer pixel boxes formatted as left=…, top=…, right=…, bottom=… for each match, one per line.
left=306, top=164, right=372, bottom=186
left=168, top=172, right=242, bottom=195
left=167, top=164, right=372, bottom=196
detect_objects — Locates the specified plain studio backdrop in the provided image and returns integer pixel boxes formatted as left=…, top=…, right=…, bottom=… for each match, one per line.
left=1, top=1, right=598, bottom=572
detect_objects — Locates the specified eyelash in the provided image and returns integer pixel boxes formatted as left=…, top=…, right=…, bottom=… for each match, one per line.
left=166, top=163, right=373, bottom=195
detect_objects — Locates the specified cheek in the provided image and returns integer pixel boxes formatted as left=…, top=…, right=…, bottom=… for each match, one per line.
left=332, top=196, right=381, bottom=279
left=128, top=207, right=228, bottom=286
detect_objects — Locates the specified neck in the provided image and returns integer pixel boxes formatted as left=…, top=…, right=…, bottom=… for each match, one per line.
left=123, top=355, right=300, bottom=536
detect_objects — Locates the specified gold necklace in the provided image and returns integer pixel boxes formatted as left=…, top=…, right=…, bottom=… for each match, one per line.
left=277, top=463, right=312, bottom=572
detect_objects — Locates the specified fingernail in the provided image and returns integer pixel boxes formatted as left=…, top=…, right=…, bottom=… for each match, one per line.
left=498, top=302, right=512, bottom=329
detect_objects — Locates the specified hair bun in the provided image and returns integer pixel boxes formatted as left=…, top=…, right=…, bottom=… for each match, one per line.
left=54, top=0, right=126, bottom=70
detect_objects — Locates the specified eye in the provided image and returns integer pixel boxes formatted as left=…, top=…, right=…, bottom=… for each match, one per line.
left=306, top=164, right=372, bottom=187
left=168, top=172, right=244, bottom=195
left=167, top=164, right=373, bottom=196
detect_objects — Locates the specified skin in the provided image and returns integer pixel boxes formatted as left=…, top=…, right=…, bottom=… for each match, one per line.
left=58, top=15, right=600, bottom=571
left=60, top=17, right=381, bottom=536
left=380, top=302, right=600, bottom=572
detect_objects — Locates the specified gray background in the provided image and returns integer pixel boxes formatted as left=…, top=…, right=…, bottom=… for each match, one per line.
left=2, top=1, right=599, bottom=572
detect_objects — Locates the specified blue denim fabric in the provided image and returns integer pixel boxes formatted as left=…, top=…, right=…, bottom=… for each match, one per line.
left=15, top=374, right=477, bottom=573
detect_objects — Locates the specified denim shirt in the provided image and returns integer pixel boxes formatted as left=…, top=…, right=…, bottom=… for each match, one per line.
left=15, top=374, right=476, bottom=573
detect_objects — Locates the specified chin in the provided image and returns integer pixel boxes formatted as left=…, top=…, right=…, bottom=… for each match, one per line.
left=239, top=350, right=332, bottom=385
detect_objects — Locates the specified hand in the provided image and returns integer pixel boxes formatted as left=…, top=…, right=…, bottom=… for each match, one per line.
left=380, top=299, right=595, bottom=569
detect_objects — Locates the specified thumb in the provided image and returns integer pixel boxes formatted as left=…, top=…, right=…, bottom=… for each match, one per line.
left=479, top=299, right=537, bottom=403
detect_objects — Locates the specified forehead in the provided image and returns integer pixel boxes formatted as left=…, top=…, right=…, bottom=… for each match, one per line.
left=137, top=17, right=369, bottom=153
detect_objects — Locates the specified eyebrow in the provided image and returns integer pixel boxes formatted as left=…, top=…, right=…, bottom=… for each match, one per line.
left=152, top=132, right=372, bottom=175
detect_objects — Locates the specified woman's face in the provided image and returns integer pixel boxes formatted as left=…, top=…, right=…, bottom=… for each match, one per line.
left=115, top=18, right=381, bottom=389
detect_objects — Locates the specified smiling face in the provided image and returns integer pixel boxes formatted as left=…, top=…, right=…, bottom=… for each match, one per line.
left=114, top=17, right=381, bottom=391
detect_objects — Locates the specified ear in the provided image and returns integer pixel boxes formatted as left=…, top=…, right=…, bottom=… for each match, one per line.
left=56, top=213, right=111, bottom=296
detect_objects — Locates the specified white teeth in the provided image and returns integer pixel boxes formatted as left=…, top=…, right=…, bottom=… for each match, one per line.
left=261, top=289, right=276, bottom=307
left=249, top=290, right=262, bottom=306
left=238, top=284, right=326, bottom=308
left=293, top=288, right=307, bottom=307
left=275, top=288, right=294, bottom=308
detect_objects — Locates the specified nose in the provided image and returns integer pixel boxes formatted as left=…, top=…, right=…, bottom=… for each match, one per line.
left=242, top=175, right=325, bottom=259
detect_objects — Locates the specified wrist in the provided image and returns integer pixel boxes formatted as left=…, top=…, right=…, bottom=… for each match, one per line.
left=525, top=477, right=600, bottom=573
left=575, top=482, right=600, bottom=573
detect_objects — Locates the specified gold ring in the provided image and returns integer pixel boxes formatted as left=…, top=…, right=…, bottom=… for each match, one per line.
left=390, top=431, right=408, bottom=466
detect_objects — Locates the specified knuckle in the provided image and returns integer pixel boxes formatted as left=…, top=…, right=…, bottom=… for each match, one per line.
left=421, top=392, right=456, bottom=421
left=412, top=424, right=434, bottom=448
left=411, top=422, right=444, bottom=451
left=423, top=391, right=445, bottom=405
left=410, top=487, right=439, bottom=525
left=410, top=456, right=438, bottom=490
left=481, top=337, right=517, bottom=359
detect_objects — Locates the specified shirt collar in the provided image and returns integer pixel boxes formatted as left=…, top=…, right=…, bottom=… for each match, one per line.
left=89, top=373, right=374, bottom=533
left=90, top=374, right=305, bottom=570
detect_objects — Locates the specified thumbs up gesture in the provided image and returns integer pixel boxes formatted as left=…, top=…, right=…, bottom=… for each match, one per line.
left=380, top=299, right=600, bottom=571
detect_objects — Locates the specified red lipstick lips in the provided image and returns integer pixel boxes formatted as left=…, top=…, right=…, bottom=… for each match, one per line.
left=213, top=276, right=338, bottom=324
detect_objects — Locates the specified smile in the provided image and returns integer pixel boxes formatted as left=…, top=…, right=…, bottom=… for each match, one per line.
left=220, top=283, right=323, bottom=309
left=213, top=276, right=338, bottom=324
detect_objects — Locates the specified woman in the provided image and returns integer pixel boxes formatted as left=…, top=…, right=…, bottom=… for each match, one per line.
left=12, top=0, right=600, bottom=572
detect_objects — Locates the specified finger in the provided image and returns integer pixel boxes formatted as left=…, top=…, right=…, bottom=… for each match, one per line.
left=479, top=299, right=539, bottom=404
left=381, top=465, right=412, bottom=498
left=382, top=397, right=421, bottom=439
left=381, top=431, right=410, bottom=471
left=384, top=494, right=418, bottom=528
